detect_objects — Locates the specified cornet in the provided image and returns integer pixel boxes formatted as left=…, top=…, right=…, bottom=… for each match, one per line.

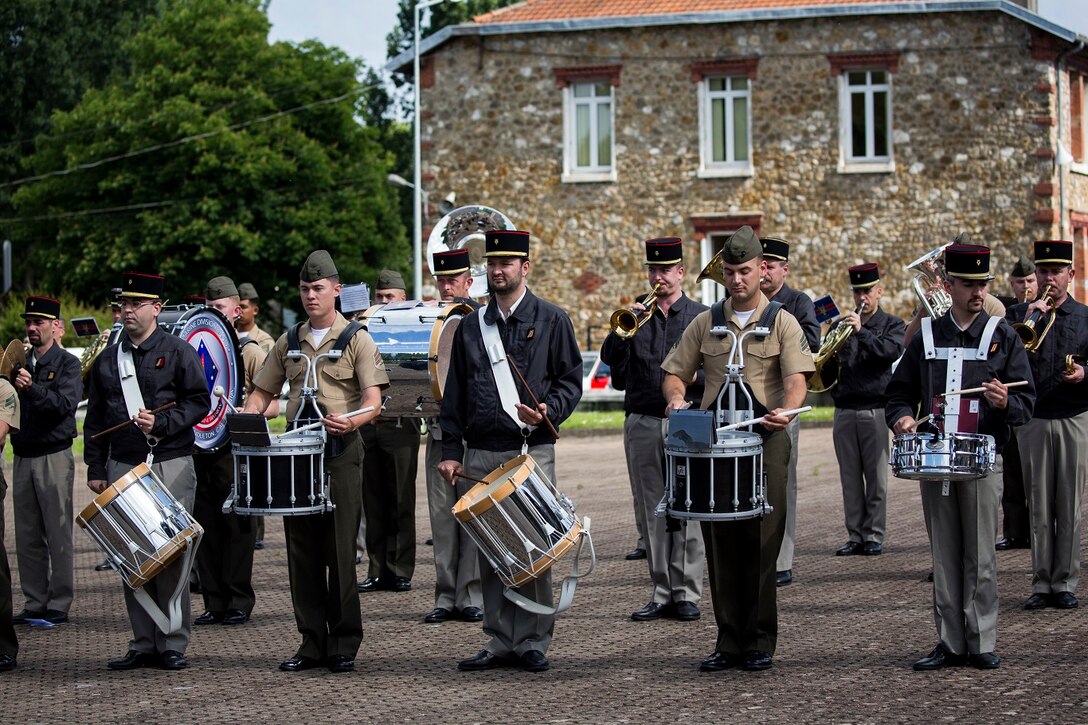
left=1013, top=284, right=1055, bottom=351
left=610, top=284, right=662, bottom=339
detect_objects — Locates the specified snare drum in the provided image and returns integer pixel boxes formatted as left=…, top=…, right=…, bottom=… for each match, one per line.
left=665, top=430, right=769, bottom=521
left=891, top=432, right=996, bottom=481
left=229, top=430, right=331, bottom=515
left=361, top=302, right=471, bottom=418
left=452, top=454, right=582, bottom=588
left=76, top=464, right=203, bottom=589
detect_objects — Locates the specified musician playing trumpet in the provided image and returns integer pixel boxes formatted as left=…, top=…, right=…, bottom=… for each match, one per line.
left=885, top=244, right=1034, bottom=671
left=1004, top=240, right=1088, bottom=612
left=826, top=264, right=904, bottom=558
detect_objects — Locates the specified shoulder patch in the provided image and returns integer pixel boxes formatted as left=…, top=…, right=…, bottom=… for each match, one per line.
left=800, top=336, right=811, bottom=353
left=2, top=394, right=15, bottom=411
left=374, top=348, right=384, bottom=369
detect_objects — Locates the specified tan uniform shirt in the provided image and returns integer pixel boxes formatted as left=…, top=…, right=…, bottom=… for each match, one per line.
left=662, top=293, right=815, bottom=411
left=245, top=325, right=276, bottom=354
left=0, top=378, right=21, bottom=438
left=982, top=293, right=1005, bottom=318
left=240, top=340, right=266, bottom=396
left=253, top=312, right=389, bottom=419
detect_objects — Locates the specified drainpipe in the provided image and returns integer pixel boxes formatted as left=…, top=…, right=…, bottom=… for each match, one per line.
left=1055, top=40, right=1085, bottom=241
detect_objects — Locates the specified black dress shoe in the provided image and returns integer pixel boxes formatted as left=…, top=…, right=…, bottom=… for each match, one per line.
left=742, top=650, right=773, bottom=671
left=674, top=601, right=701, bottom=621
left=160, top=650, right=189, bottom=670
left=995, top=536, right=1030, bottom=551
left=43, top=610, right=68, bottom=624
left=327, top=654, right=354, bottom=673
left=699, top=651, right=737, bottom=672
left=631, top=602, right=672, bottom=622
left=279, top=654, right=322, bottom=672
left=520, top=650, right=549, bottom=672
left=969, top=652, right=1001, bottom=669
left=253, top=539, right=265, bottom=550
left=11, top=609, right=45, bottom=625
left=460, top=606, right=483, bottom=622
left=862, top=542, right=883, bottom=556
left=624, top=547, right=647, bottom=560
left=457, top=649, right=512, bottom=671
left=776, top=570, right=793, bottom=587
left=425, top=538, right=433, bottom=546
left=390, top=576, right=412, bottom=592
left=1052, top=591, right=1079, bottom=609
left=108, top=650, right=158, bottom=670
left=835, top=541, right=863, bottom=556
left=424, top=607, right=454, bottom=623
left=0, top=654, right=15, bottom=672
left=1024, top=593, right=1050, bottom=610
left=195, top=610, right=225, bottom=625
left=222, top=609, right=250, bottom=625
left=357, top=577, right=382, bottom=593
left=912, top=644, right=967, bottom=670
left=94, top=560, right=114, bottom=571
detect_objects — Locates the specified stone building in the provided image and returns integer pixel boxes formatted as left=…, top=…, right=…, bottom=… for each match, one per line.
left=391, top=0, right=1088, bottom=347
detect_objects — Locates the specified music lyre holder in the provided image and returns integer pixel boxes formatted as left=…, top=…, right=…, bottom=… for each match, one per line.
left=710, top=324, right=773, bottom=429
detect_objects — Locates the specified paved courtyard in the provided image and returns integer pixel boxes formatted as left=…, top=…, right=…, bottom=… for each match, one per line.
left=1, top=425, right=1086, bottom=723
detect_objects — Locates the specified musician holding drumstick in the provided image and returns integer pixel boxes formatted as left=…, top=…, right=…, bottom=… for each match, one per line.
left=438, top=230, right=582, bottom=673
left=661, top=226, right=814, bottom=673
left=1004, top=240, right=1088, bottom=612
left=885, top=243, right=1034, bottom=671
left=83, top=272, right=211, bottom=672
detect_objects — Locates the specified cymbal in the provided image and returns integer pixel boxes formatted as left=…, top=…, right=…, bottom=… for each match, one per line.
left=0, top=339, right=26, bottom=380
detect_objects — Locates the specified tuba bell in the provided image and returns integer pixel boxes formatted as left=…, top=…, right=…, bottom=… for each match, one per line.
left=425, top=205, right=516, bottom=299
left=696, top=248, right=728, bottom=288
left=905, top=245, right=952, bottom=318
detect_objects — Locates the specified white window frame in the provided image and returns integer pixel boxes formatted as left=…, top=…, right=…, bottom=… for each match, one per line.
left=838, top=68, right=895, bottom=174
left=697, top=75, right=754, bottom=178
left=1073, top=71, right=1088, bottom=177
left=700, top=232, right=732, bottom=305
left=562, top=80, right=617, bottom=183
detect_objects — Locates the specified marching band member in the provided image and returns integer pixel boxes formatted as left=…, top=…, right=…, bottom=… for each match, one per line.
left=1006, top=240, right=1088, bottom=610
left=236, top=282, right=274, bottom=551
left=661, top=226, right=813, bottom=672
left=600, top=237, right=707, bottom=623
left=422, top=249, right=483, bottom=624
left=11, top=296, right=82, bottom=626
left=439, top=230, right=582, bottom=673
left=0, top=376, right=20, bottom=673
left=827, top=265, right=905, bottom=557
left=886, top=243, right=1034, bottom=671
left=758, top=237, right=820, bottom=587
left=84, top=272, right=210, bottom=671
left=244, top=250, right=386, bottom=673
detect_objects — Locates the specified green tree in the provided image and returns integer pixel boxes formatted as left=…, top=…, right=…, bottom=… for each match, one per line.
left=10, top=0, right=407, bottom=311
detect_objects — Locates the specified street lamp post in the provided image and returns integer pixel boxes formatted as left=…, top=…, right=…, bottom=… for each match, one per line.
left=413, top=0, right=461, bottom=300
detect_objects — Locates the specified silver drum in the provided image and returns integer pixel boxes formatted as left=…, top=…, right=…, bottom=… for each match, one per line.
left=891, top=432, right=996, bottom=481
left=665, top=430, right=769, bottom=521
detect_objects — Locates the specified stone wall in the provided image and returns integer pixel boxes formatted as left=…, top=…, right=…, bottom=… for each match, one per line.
left=421, top=10, right=1083, bottom=345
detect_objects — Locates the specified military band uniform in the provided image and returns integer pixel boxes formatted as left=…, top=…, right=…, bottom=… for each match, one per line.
left=601, top=275, right=707, bottom=616
left=361, top=417, right=420, bottom=585
left=0, top=380, right=21, bottom=671
left=11, top=298, right=82, bottom=623
left=661, top=292, right=814, bottom=659
left=440, top=289, right=582, bottom=660
left=252, top=311, right=388, bottom=664
left=242, top=324, right=275, bottom=354
left=1006, top=261, right=1088, bottom=604
left=84, top=318, right=210, bottom=659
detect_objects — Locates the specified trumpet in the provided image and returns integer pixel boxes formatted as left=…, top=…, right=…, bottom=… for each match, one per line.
left=906, top=245, right=952, bottom=318
left=1013, top=284, right=1055, bottom=351
left=610, top=284, right=662, bottom=339
left=808, top=305, right=861, bottom=393
left=1066, top=354, right=1087, bottom=376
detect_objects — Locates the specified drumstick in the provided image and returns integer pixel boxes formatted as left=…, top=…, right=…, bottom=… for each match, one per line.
left=506, top=356, right=562, bottom=440
left=212, top=385, right=240, bottom=414
left=90, top=402, right=177, bottom=440
left=277, top=406, right=375, bottom=437
left=454, top=472, right=491, bottom=486
left=940, top=380, right=1029, bottom=397
left=909, top=415, right=931, bottom=432
left=717, top=406, right=812, bottom=431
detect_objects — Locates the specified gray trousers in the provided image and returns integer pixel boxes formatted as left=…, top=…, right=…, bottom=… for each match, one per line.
left=920, top=459, right=1002, bottom=655
left=832, top=408, right=889, bottom=545
left=625, top=414, right=703, bottom=604
left=1018, top=412, right=1088, bottom=595
left=465, top=445, right=555, bottom=658
left=775, top=416, right=800, bottom=572
left=426, top=431, right=481, bottom=611
left=107, top=456, right=197, bottom=655
left=13, top=449, right=75, bottom=614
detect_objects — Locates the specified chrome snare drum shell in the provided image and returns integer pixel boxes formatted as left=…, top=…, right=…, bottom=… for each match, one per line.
left=890, top=432, right=996, bottom=481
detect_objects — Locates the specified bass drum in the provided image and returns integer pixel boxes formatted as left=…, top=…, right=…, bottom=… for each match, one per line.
left=361, top=301, right=472, bottom=418
left=157, top=305, right=244, bottom=452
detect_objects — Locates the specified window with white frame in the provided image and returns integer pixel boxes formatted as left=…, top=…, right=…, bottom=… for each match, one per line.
left=699, top=75, right=752, bottom=175
left=830, top=53, right=898, bottom=174
left=564, top=80, right=614, bottom=181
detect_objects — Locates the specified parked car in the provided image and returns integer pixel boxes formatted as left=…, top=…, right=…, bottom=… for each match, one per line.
left=581, top=352, right=624, bottom=405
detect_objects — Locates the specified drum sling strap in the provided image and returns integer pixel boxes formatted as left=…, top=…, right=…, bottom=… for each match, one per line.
left=478, top=310, right=536, bottom=454
left=503, top=516, right=597, bottom=617
left=116, top=342, right=159, bottom=465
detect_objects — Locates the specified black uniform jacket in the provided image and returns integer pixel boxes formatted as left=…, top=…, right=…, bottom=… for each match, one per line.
left=772, top=283, right=820, bottom=353
left=828, top=307, right=905, bottom=410
left=84, top=327, right=211, bottom=481
left=884, top=312, right=1035, bottom=453
left=440, top=289, right=582, bottom=461
left=1006, top=296, right=1088, bottom=420
left=600, top=293, right=707, bottom=417
left=11, top=343, right=82, bottom=457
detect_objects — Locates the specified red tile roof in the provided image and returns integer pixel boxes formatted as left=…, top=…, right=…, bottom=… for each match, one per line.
left=474, top=0, right=916, bottom=24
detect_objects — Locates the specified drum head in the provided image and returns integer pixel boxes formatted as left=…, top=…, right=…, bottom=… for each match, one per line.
left=428, top=302, right=472, bottom=402
left=178, top=308, right=243, bottom=451
left=452, top=454, right=534, bottom=521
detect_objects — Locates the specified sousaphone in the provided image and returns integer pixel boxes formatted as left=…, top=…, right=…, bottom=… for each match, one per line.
left=425, top=205, right=516, bottom=298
